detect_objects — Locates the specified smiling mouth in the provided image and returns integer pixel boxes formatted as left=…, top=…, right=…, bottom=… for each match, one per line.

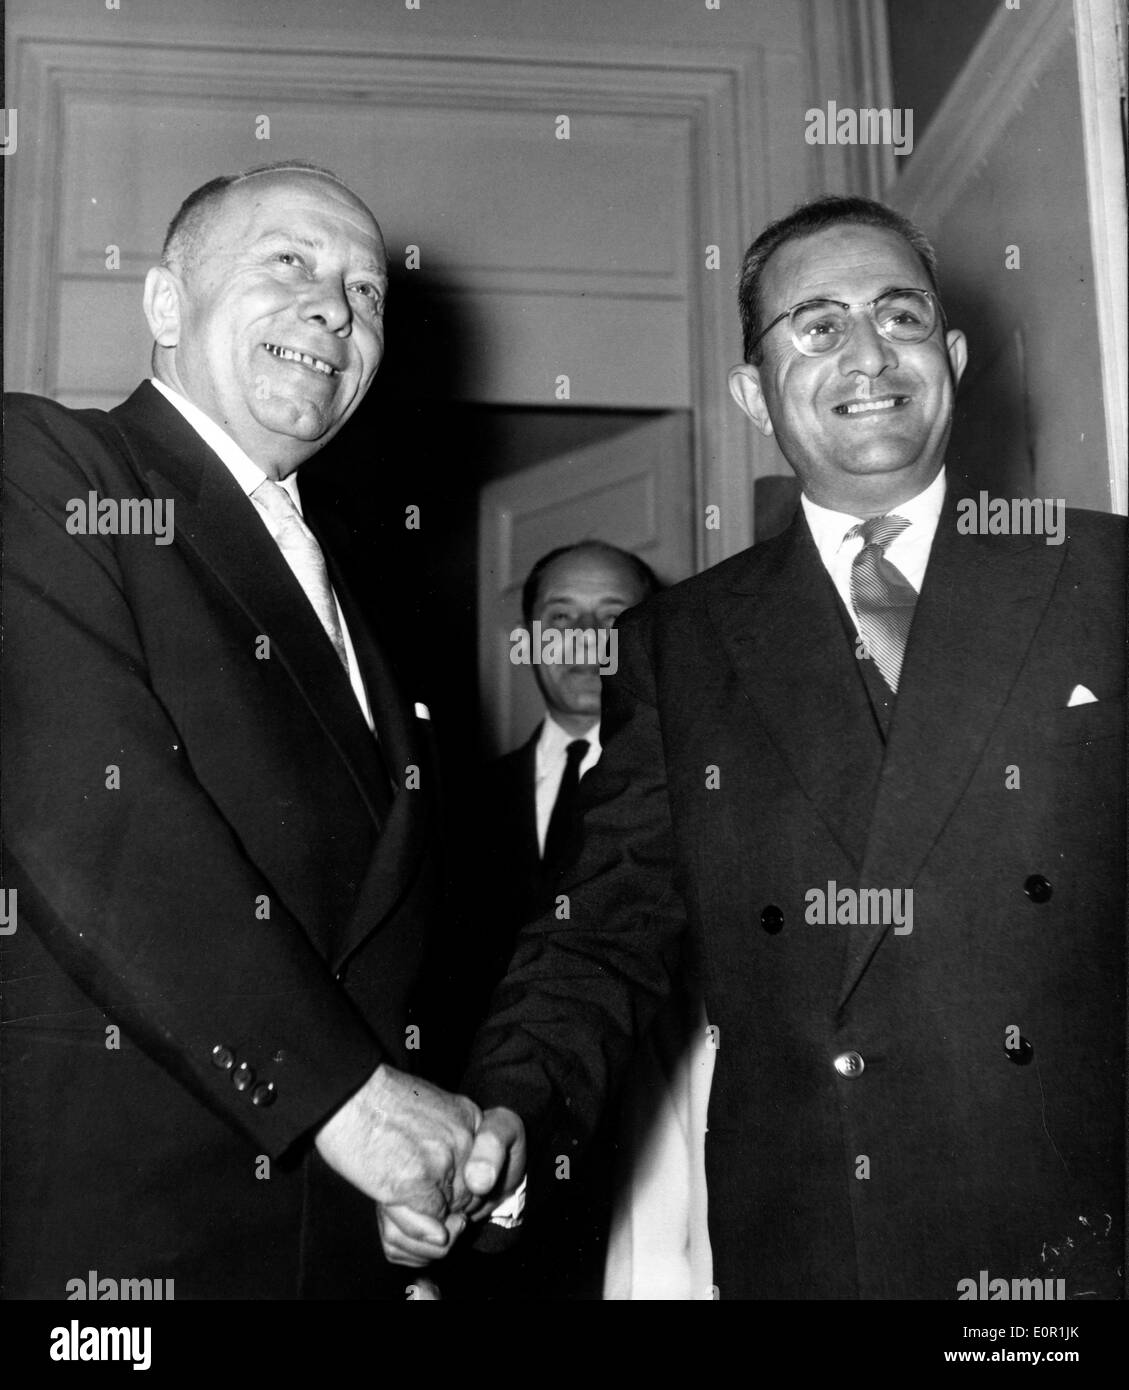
left=833, top=395, right=909, bottom=416
left=263, top=343, right=339, bottom=377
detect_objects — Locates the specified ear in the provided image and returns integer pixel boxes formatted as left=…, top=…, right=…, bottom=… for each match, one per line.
left=728, top=363, right=774, bottom=437
left=143, top=266, right=183, bottom=349
left=944, top=328, right=968, bottom=390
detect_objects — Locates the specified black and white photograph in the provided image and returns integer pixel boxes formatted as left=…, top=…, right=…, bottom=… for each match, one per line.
left=1, top=0, right=1125, bottom=1360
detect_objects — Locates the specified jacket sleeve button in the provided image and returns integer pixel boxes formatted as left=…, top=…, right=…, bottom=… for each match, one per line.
left=833, top=1050, right=865, bottom=1077
left=232, top=1062, right=255, bottom=1092
left=250, top=1082, right=277, bottom=1108
left=210, top=1044, right=235, bottom=1071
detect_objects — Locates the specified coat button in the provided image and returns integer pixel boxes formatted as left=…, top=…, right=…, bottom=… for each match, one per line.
left=1006, top=1036, right=1035, bottom=1065
left=232, top=1062, right=255, bottom=1092
left=251, top=1082, right=277, bottom=1108
left=210, top=1044, right=235, bottom=1071
left=833, top=1050, right=865, bottom=1077
left=760, top=905, right=784, bottom=934
left=1024, top=874, right=1052, bottom=903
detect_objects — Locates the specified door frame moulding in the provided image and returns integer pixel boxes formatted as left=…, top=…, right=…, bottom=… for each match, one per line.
left=1073, top=0, right=1127, bottom=513
left=887, top=0, right=1072, bottom=222
left=5, top=5, right=884, bottom=562
left=888, top=0, right=1126, bottom=513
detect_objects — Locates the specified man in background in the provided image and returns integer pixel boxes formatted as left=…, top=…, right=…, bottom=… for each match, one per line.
left=486, top=542, right=660, bottom=942
left=441, top=541, right=660, bottom=1297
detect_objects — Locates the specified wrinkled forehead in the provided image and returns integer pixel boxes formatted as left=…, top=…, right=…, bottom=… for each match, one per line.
left=763, top=224, right=929, bottom=308
left=211, top=171, right=386, bottom=262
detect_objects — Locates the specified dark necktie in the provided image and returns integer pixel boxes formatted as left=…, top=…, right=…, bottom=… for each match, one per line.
left=848, top=514, right=917, bottom=693
left=543, top=738, right=590, bottom=872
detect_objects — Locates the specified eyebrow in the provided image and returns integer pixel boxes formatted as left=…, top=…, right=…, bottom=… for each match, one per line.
left=792, top=283, right=920, bottom=304
left=253, top=229, right=387, bottom=277
left=540, top=591, right=632, bottom=606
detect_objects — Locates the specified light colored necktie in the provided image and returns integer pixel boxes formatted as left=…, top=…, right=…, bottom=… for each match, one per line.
left=847, top=514, right=917, bottom=693
left=250, top=478, right=349, bottom=672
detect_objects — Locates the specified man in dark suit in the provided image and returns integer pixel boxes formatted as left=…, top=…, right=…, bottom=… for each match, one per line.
left=1, top=161, right=519, bottom=1299
left=401, top=195, right=1125, bottom=1298
left=443, top=541, right=659, bottom=1297
left=481, top=542, right=659, bottom=968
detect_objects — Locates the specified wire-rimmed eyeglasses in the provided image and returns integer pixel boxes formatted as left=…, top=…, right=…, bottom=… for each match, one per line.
left=750, top=287, right=941, bottom=358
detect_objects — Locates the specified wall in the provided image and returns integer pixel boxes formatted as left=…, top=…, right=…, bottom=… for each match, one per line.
left=887, top=0, right=997, bottom=144
left=5, top=0, right=894, bottom=571
left=889, top=0, right=1122, bottom=511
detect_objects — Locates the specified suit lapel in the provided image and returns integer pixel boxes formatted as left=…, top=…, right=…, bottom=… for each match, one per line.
left=837, top=485, right=1067, bottom=1005
left=516, top=731, right=541, bottom=868
left=317, top=554, right=431, bottom=972
left=707, top=514, right=884, bottom=871
left=107, top=381, right=403, bottom=841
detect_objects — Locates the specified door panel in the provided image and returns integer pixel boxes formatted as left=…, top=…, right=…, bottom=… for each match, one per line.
left=479, top=412, right=692, bottom=755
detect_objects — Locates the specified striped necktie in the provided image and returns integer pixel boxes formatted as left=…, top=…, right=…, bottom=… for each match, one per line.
left=847, top=514, right=917, bottom=693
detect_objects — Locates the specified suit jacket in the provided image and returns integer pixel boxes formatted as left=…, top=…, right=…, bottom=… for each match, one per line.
left=444, top=724, right=615, bottom=1299
left=483, top=728, right=544, bottom=941
left=464, top=486, right=1126, bottom=1300
left=1, top=384, right=441, bottom=1299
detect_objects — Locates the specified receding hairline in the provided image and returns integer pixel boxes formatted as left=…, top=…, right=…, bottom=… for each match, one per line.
left=227, top=166, right=379, bottom=220
left=229, top=163, right=359, bottom=195
left=159, top=161, right=381, bottom=274
left=736, top=195, right=941, bottom=363
left=759, top=221, right=935, bottom=296
left=540, top=541, right=644, bottom=579
left=522, top=540, right=661, bottom=624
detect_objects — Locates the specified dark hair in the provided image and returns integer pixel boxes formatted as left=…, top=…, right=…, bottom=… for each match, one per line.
left=737, top=195, right=941, bottom=363
left=521, top=541, right=662, bottom=626
left=159, top=160, right=353, bottom=276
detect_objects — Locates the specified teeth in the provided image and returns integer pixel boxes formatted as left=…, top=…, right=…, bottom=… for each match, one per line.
left=838, top=397, right=902, bottom=415
left=264, top=343, right=336, bottom=375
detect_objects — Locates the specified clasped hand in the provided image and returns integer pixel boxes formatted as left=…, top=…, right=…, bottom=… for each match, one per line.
left=315, top=1062, right=525, bottom=1267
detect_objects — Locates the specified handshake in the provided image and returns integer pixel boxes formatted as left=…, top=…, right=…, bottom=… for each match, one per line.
left=315, top=1062, right=526, bottom=1267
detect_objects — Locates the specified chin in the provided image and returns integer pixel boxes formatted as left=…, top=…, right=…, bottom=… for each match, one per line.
left=258, top=401, right=342, bottom=444
left=561, top=695, right=600, bottom=716
left=840, top=451, right=926, bottom=476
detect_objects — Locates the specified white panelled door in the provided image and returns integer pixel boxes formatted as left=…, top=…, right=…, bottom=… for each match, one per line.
left=478, top=411, right=692, bottom=756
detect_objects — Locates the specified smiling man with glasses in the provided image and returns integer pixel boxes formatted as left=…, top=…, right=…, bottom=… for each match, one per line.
left=421, top=194, right=1127, bottom=1302
left=728, top=200, right=966, bottom=520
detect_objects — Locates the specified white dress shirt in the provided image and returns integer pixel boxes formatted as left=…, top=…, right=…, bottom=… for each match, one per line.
left=800, top=466, right=947, bottom=635
left=149, top=378, right=374, bottom=730
left=534, top=713, right=602, bottom=855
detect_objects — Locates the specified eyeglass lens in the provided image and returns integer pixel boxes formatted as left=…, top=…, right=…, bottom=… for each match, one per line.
left=791, top=290, right=935, bottom=354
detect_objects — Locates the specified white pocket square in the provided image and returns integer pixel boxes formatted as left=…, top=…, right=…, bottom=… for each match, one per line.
left=413, top=701, right=432, bottom=721
left=1067, top=684, right=1098, bottom=707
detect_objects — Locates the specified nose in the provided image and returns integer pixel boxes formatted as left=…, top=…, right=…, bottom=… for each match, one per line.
left=838, top=309, right=897, bottom=378
left=298, top=276, right=352, bottom=334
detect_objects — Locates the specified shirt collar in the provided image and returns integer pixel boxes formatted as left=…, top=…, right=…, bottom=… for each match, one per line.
left=149, top=378, right=303, bottom=511
left=800, top=466, right=947, bottom=566
left=538, top=712, right=601, bottom=762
